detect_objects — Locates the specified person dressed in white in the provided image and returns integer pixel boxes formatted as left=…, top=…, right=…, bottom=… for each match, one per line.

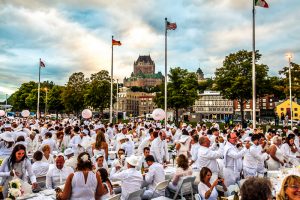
left=195, top=136, right=224, bottom=182
left=64, top=148, right=77, bottom=170
left=267, top=136, right=285, bottom=170
left=69, top=130, right=89, bottom=156
left=110, top=155, right=143, bottom=200
left=137, top=147, right=150, bottom=171
left=243, top=134, right=269, bottom=178
left=198, top=167, right=227, bottom=200
left=280, top=134, right=300, bottom=166
left=137, top=129, right=155, bottom=155
left=189, top=135, right=200, bottom=168
left=41, top=132, right=57, bottom=153
left=55, top=152, right=105, bottom=200
left=121, top=135, right=135, bottom=156
left=175, top=129, right=190, bottom=157
left=46, top=154, right=74, bottom=189
left=32, top=150, right=49, bottom=177
left=150, top=131, right=169, bottom=164
left=142, top=155, right=166, bottom=199
left=25, top=131, right=39, bottom=154
left=223, top=132, right=250, bottom=187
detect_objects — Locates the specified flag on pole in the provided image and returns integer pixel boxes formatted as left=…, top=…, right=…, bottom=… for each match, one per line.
left=112, top=39, right=122, bottom=46
left=40, top=59, right=45, bottom=68
left=166, top=21, right=177, bottom=30
left=255, top=0, right=269, bottom=8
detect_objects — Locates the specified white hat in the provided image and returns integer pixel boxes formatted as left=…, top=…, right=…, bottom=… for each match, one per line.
left=95, top=153, right=104, bottom=160
left=117, top=134, right=126, bottom=142
left=64, top=148, right=74, bottom=156
left=126, top=156, right=139, bottom=167
left=0, top=132, right=14, bottom=142
left=94, top=125, right=101, bottom=131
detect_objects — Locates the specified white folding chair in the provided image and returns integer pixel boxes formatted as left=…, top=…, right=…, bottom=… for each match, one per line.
left=150, top=180, right=170, bottom=199
left=126, top=188, right=145, bottom=200
left=169, top=176, right=196, bottom=200
left=107, top=194, right=121, bottom=200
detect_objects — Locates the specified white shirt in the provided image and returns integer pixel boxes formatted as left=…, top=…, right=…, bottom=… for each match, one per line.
left=243, top=144, right=267, bottom=169
left=69, top=135, right=87, bottom=155
left=223, top=142, right=248, bottom=172
left=137, top=137, right=151, bottom=155
left=42, top=154, right=54, bottom=164
left=32, top=161, right=49, bottom=177
left=198, top=182, right=218, bottom=200
left=110, top=168, right=143, bottom=200
left=191, top=143, right=200, bottom=162
left=41, top=138, right=57, bottom=153
left=150, top=137, right=169, bottom=164
left=46, top=165, right=74, bottom=189
left=145, top=162, right=165, bottom=192
left=64, top=156, right=77, bottom=170
left=195, top=144, right=224, bottom=173
left=25, top=136, right=39, bottom=153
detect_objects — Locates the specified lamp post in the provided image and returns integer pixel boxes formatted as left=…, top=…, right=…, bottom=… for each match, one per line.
left=44, top=88, right=48, bottom=116
left=286, top=53, right=293, bottom=129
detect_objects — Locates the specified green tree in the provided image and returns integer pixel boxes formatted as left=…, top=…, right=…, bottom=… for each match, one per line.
left=62, top=72, right=89, bottom=115
left=155, top=67, right=198, bottom=125
left=198, top=78, right=214, bottom=93
left=84, top=70, right=115, bottom=113
left=278, top=62, right=300, bottom=99
left=263, top=76, right=286, bottom=100
left=48, top=85, right=65, bottom=115
left=8, top=81, right=37, bottom=111
left=214, top=50, right=269, bottom=125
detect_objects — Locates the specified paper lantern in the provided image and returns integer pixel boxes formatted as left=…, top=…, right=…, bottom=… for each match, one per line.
left=82, top=109, right=92, bottom=119
left=0, top=110, right=5, bottom=117
left=21, top=110, right=30, bottom=117
left=152, top=108, right=166, bottom=121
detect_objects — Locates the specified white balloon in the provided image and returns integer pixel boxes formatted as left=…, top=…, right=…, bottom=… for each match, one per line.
left=0, top=110, right=5, bottom=117
left=82, top=109, right=92, bottom=119
left=21, top=110, right=30, bottom=117
left=152, top=108, right=166, bottom=121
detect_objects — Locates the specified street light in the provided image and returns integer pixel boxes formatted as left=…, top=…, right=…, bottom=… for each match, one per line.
left=44, top=88, right=48, bottom=116
left=286, top=53, right=293, bottom=129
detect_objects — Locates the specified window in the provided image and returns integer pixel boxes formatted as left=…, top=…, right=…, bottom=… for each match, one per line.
left=295, top=113, right=298, bottom=117
left=295, top=108, right=298, bottom=111
left=281, top=108, right=284, bottom=111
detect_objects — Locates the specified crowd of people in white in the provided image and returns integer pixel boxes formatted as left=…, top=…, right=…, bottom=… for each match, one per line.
left=0, top=117, right=300, bottom=200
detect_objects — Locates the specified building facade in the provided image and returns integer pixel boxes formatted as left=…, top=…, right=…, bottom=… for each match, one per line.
left=115, top=88, right=157, bottom=117
left=275, top=99, right=300, bottom=120
left=124, top=55, right=164, bottom=87
left=193, top=90, right=234, bottom=120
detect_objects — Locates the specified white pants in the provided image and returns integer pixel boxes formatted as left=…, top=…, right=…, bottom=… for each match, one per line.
left=223, top=168, right=240, bottom=187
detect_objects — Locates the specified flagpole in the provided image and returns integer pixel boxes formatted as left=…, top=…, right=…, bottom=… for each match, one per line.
left=110, top=36, right=114, bottom=124
left=164, top=18, right=168, bottom=128
left=252, top=0, right=256, bottom=129
left=37, top=58, right=41, bottom=119
left=116, top=79, right=119, bottom=123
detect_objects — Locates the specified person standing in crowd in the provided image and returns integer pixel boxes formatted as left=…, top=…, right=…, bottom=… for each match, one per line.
left=243, top=134, right=269, bottom=178
left=94, top=153, right=109, bottom=172
left=41, top=132, right=57, bottom=153
left=46, top=154, right=74, bottom=189
left=55, top=152, right=105, bottom=200
left=189, top=134, right=200, bottom=168
left=223, top=132, right=250, bottom=186
left=25, top=130, right=39, bottom=154
left=150, top=130, right=169, bottom=164
left=137, top=129, right=155, bottom=155
left=281, top=134, right=300, bottom=166
left=195, top=136, right=224, bottom=181
left=267, top=136, right=285, bottom=170
left=0, top=144, right=37, bottom=197
left=142, top=155, right=165, bottom=199
left=69, top=129, right=88, bottom=156
left=110, top=155, right=143, bottom=200
left=92, top=130, right=108, bottom=159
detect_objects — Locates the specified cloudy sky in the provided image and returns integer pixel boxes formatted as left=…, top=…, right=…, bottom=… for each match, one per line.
left=0, top=0, right=299, bottom=101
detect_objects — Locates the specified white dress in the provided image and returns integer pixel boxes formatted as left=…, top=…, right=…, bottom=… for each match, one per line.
left=70, top=171, right=97, bottom=200
left=100, top=182, right=112, bottom=200
left=198, top=182, right=218, bottom=200
left=267, top=145, right=284, bottom=170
